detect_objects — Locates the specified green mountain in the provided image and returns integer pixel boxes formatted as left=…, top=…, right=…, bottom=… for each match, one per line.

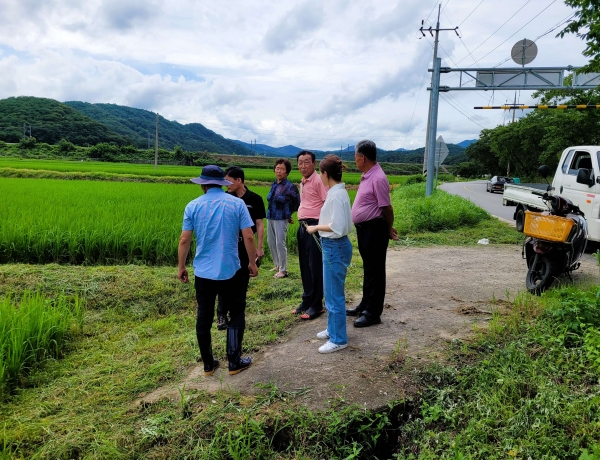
left=0, top=96, right=131, bottom=145
left=377, top=144, right=466, bottom=164
left=64, top=101, right=251, bottom=155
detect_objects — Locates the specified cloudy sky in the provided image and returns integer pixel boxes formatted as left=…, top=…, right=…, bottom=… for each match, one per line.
left=0, top=0, right=589, bottom=150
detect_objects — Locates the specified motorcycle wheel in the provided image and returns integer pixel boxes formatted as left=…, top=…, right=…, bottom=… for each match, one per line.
left=526, top=255, right=555, bottom=295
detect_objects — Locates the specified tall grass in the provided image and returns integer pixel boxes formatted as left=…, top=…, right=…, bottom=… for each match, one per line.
left=393, top=182, right=491, bottom=234
left=0, top=291, right=83, bottom=397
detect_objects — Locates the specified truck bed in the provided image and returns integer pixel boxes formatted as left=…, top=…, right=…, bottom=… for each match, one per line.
left=503, top=183, right=551, bottom=210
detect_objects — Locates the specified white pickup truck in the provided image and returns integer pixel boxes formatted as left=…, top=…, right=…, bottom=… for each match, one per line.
left=503, top=145, right=600, bottom=242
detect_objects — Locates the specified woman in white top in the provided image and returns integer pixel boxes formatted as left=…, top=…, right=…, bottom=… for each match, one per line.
left=307, top=155, right=353, bottom=353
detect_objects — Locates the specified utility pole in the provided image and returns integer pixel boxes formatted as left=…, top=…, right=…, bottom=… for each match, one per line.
left=420, top=5, right=459, bottom=196
left=154, top=113, right=159, bottom=169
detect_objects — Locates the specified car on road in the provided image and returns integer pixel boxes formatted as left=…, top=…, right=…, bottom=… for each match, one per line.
left=487, top=176, right=513, bottom=193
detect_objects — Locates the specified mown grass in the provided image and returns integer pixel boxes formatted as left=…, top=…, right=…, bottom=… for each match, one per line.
left=0, top=254, right=375, bottom=458
left=396, top=284, right=600, bottom=459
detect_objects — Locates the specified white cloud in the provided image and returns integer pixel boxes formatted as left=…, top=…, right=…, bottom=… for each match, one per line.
left=263, top=1, right=325, bottom=54
left=0, top=0, right=590, bottom=150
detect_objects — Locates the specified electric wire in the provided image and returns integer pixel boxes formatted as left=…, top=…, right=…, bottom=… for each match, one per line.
left=458, top=0, right=486, bottom=27
left=492, top=11, right=575, bottom=67
left=475, top=0, right=558, bottom=64
left=453, top=0, right=533, bottom=66
left=440, top=93, right=492, bottom=129
left=402, top=45, right=434, bottom=149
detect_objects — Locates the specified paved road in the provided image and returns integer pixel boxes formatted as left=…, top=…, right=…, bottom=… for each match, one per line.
left=439, top=180, right=600, bottom=263
left=439, top=180, right=515, bottom=223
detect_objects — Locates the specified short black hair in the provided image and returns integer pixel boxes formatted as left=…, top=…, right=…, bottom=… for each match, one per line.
left=296, top=150, right=316, bottom=162
left=225, top=166, right=245, bottom=183
left=274, top=158, right=292, bottom=175
left=355, top=139, right=377, bottom=162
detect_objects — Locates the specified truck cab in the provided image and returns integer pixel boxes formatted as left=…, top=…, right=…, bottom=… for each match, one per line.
left=552, top=146, right=600, bottom=241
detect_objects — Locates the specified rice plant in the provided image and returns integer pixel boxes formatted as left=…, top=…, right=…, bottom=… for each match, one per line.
left=0, top=178, right=356, bottom=265
left=0, top=291, right=83, bottom=396
left=0, top=158, right=409, bottom=184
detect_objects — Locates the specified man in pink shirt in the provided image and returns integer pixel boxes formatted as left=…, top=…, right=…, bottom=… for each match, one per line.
left=348, top=140, right=398, bottom=327
left=295, top=150, right=328, bottom=320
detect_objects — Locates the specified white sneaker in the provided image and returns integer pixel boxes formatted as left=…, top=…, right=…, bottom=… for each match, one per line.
left=316, top=330, right=330, bottom=340
left=318, top=341, right=348, bottom=354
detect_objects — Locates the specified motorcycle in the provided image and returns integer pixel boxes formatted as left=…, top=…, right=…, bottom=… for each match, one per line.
left=522, top=166, right=588, bottom=295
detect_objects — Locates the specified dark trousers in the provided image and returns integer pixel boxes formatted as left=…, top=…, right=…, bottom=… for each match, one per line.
left=216, top=242, right=249, bottom=318
left=297, top=219, right=324, bottom=314
left=356, top=217, right=389, bottom=318
left=195, top=269, right=247, bottom=365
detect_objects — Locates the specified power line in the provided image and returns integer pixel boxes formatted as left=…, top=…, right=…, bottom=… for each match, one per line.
left=441, top=93, right=494, bottom=130
left=425, top=35, right=513, bottom=105
left=475, top=0, right=558, bottom=64
left=492, top=11, right=575, bottom=67
left=453, top=0, right=533, bottom=66
left=458, top=0, right=486, bottom=27
left=403, top=46, right=434, bottom=149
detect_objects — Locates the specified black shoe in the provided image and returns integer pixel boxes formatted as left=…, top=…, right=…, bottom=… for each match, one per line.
left=229, top=357, right=252, bottom=375
left=217, top=314, right=228, bottom=331
left=346, top=305, right=364, bottom=317
left=204, top=357, right=220, bottom=376
left=354, top=314, right=381, bottom=328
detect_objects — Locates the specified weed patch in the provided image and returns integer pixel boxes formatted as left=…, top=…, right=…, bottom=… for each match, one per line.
left=397, top=285, right=600, bottom=459
left=390, top=183, right=521, bottom=246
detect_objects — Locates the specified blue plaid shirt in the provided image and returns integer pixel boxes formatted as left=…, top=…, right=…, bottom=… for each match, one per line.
left=266, top=178, right=300, bottom=220
left=182, top=188, right=253, bottom=280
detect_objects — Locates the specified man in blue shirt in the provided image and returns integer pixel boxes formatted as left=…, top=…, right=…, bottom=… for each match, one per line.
left=178, top=165, right=258, bottom=376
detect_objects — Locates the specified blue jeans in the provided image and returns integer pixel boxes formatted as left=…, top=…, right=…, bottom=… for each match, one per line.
left=321, top=236, right=353, bottom=345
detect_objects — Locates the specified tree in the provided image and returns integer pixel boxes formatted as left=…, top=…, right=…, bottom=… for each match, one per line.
left=19, top=136, right=36, bottom=149
left=57, top=139, right=76, bottom=154
left=559, top=0, right=600, bottom=72
left=464, top=129, right=499, bottom=174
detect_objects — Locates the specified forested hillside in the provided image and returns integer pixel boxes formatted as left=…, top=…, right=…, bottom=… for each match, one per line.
left=65, top=102, right=251, bottom=155
left=0, top=96, right=466, bottom=164
left=0, top=97, right=131, bottom=145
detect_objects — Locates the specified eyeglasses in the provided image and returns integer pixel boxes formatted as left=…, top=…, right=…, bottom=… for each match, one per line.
left=297, top=160, right=313, bottom=166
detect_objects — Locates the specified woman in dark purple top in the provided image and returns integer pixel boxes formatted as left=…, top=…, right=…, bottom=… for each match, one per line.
left=266, top=158, right=300, bottom=278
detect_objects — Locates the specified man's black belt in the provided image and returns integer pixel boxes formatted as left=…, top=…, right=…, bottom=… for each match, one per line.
left=354, top=215, right=384, bottom=229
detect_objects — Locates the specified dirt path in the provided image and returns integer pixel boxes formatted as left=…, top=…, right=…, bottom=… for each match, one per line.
left=137, top=245, right=598, bottom=410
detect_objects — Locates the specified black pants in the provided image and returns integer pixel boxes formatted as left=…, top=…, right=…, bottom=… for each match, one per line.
left=195, top=269, right=247, bottom=364
left=297, top=219, right=324, bottom=314
left=216, top=242, right=249, bottom=318
left=355, top=217, right=389, bottom=318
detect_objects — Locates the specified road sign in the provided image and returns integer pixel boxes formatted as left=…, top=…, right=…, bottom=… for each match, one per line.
left=435, top=135, right=449, bottom=168
left=511, top=39, right=537, bottom=66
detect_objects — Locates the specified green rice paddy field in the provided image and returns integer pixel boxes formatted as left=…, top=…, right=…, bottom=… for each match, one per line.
left=0, top=158, right=406, bottom=184
left=0, top=178, right=356, bottom=265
